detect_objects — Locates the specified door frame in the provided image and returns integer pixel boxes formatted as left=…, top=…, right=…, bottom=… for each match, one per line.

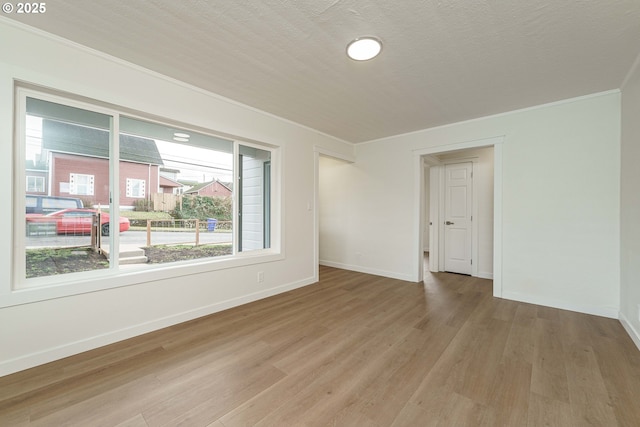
left=413, top=136, right=504, bottom=297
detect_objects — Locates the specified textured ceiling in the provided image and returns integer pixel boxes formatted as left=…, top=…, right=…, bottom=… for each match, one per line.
left=7, top=0, right=640, bottom=143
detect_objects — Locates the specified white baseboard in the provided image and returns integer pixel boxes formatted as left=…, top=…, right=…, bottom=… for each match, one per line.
left=319, top=260, right=414, bottom=282
left=619, top=312, right=640, bottom=352
left=0, top=276, right=318, bottom=378
left=476, top=271, right=493, bottom=280
left=501, top=291, right=619, bottom=319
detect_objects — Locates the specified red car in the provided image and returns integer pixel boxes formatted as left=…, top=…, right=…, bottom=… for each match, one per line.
left=26, top=209, right=130, bottom=236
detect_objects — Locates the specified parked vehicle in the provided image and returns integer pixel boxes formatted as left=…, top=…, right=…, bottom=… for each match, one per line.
left=26, top=209, right=130, bottom=236
left=26, top=195, right=83, bottom=214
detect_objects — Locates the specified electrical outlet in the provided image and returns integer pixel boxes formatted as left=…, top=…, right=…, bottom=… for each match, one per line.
left=257, top=271, right=264, bottom=283
left=637, top=304, right=640, bottom=323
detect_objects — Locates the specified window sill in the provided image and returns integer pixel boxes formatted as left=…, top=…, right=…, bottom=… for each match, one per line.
left=3, top=250, right=284, bottom=308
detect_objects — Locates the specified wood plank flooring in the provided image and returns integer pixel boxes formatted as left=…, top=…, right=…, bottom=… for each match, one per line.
left=1, top=265, right=640, bottom=426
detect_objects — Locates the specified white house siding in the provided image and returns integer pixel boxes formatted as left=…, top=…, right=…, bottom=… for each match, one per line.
left=241, top=156, right=265, bottom=251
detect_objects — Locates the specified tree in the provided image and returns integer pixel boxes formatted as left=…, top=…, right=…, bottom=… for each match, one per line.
left=173, top=195, right=232, bottom=221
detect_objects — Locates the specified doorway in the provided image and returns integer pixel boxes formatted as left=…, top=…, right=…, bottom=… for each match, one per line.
left=415, top=137, right=503, bottom=296
left=314, top=147, right=356, bottom=281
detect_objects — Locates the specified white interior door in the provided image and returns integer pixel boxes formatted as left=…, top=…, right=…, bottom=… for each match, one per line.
left=444, top=162, right=472, bottom=274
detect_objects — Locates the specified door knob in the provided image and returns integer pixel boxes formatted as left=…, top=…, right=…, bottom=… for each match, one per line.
left=445, top=221, right=454, bottom=225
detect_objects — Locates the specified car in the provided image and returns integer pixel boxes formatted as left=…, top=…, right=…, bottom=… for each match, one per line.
left=26, top=209, right=130, bottom=236
left=26, top=195, right=84, bottom=214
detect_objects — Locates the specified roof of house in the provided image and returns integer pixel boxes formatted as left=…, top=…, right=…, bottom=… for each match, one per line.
left=184, top=180, right=231, bottom=194
left=25, top=160, right=48, bottom=171
left=184, top=181, right=214, bottom=194
left=42, top=119, right=164, bottom=165
left=160, top=167, right=181, bottom=174
left=159, top=175, right=182, bottom=188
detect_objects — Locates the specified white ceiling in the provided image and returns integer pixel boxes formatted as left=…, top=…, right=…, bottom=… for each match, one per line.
left=7, top=0, right=640, bottom=143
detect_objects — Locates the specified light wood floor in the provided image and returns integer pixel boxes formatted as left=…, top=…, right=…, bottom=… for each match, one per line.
left=2, top=266, right=640, bottom=426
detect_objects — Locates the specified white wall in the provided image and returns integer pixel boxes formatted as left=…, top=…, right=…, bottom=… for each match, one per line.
left=0, top=19, right=353, bottom=376
left=620, top=55, right=640, bottom=349
left=322, top=91, right=621, bottom=317
left=319, top=152, right=418, bottom=280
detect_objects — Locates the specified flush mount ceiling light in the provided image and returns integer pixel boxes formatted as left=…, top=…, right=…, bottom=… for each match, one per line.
left=347, top=37, right=382, bottom=61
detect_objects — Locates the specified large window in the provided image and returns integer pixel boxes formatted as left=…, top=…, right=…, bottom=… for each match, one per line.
left=14, top=87, right=278, bottom=293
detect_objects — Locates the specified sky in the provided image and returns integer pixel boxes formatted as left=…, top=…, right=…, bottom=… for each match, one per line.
left=153, top=140, right=233, bottom=183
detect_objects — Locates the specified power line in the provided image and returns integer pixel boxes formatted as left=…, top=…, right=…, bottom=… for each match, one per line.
left=161, top=157, right=232, bottom=173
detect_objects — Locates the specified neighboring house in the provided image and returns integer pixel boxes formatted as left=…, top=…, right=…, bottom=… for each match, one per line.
left=159, top=175, right=183, bottom=194
left=40, top=120, right=164, bottom=208
left=160, top=168, right=180, bottom=181
left=183, top=179, right=232, bottom=197
left=25, top=160, right=48, bottom=195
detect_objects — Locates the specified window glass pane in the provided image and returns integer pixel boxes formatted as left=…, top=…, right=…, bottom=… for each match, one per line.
left=69, top=173, right=95, bottom=195
left=24, top=97, right=113, bottom=279
left=26, top=176, right=45, bottom=192
left=239, top=145, right=271, bottom=252
left=119, top=117, right=234, bottom=265
left=126, top=178, right=146, bottom=198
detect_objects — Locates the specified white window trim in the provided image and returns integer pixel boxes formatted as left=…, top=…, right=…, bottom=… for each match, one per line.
left=6, top=86, right=283, bottom=308
left=26, top=175, right=45, bottom=192
left=126, top=178, right=146, bottom=198
left=69, top=173, right=95, bottom=196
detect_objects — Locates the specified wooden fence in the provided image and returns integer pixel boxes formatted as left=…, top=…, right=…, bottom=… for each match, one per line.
left=144, top=219, right=232, bottom=247
left=152, top=193, right=182, bottom=212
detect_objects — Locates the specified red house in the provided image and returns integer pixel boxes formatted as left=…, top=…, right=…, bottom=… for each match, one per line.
left=184, top=180, right=232, bottom=197
left=159, top=175, right=183, bottom=194
left=40, top=120, right=164, bottom=208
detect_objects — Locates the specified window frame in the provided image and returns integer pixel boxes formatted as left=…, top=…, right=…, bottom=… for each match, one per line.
left=26, top=175, right=45, bottom=193
left=236, top=142, right=274, bottom=253
left=125, top=178, right=146, bottom=198
left=69, top=173, right=95, bottom=196
left=7, top=85, right=282, bottom=308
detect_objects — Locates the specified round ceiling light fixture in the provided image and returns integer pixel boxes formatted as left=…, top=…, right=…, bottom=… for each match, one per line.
left=346, top=37, right=382, bottom=61
left=173, top=131, right=190, bottom=142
